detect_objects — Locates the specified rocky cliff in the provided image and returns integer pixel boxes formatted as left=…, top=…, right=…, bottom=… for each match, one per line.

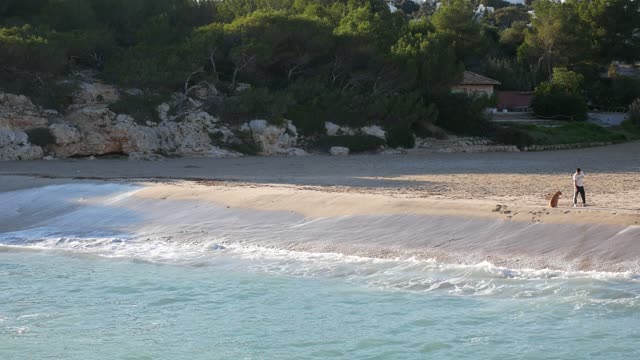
left=0, top=73, right=515, bottom=161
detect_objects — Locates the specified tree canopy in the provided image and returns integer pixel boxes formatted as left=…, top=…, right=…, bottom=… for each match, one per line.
left=2, top=0, right=639, bottom=138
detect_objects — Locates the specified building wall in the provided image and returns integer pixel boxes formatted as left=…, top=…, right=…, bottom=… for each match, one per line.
left=497, top=91, right=534, bottom=111
left=451, top=85, right=495, bottom=96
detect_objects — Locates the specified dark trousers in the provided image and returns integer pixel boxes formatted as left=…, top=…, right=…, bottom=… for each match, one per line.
left=573, top=186, right=585, bottom=205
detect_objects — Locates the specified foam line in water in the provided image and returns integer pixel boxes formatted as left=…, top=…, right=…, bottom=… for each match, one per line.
left=3, top=236, right=639, bottom=306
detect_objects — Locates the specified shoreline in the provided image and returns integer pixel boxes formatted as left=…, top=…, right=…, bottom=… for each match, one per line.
left=1, top=143, right=639, bottom=272
left=1, top=172, right=638, bottom=227
left=2, top=141, right=640, bottom=213
left=1, top=176, right=639, bottom=273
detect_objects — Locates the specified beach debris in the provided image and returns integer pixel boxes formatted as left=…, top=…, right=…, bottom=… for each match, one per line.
left=329, top=146, right=350, bottom=156
left=128, top=152, right=165, bottom=161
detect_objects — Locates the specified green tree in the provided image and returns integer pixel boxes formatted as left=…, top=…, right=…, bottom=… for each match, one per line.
left=222, top=12, right=335, bottom=86
left=572, top=0, right=640, bottom=63
left=334, top=0, right=404, bottom=51
left=491, top=6, right=529, bottom=29
left=431, top=0, right=488, bottom=64
left=392, top=19, right=464, bottom=97
left=0, top=0, right=49, bottom=24
left=42, top=0, right=98, bottom=31
left=518, top=0, right=589, bottom=78
left=482, top=57, right=533, bottom=91
left=499, top=20, right=527, bottom=57
left=0, top=26, right=67, bottom=73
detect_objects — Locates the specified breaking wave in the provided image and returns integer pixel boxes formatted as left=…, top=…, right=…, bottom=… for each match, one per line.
left=1, top=183, right=639, bottom=302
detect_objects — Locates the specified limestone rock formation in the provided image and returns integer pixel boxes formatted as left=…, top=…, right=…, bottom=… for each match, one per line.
left=0, top=130, right=43, bottom=160
left=49, top=123, right=81, bottom=146
left=325, top=121, right=356, bottom=136
left=69, top=80, right=120, bottom=109
left=0, top=93, right=48, bottom=130
left=361, top=125, right=386, bottom=140
left=243, top=119, right=306, bottom=156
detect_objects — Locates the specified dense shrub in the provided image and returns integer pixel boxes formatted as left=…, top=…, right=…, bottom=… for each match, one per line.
left=47, top=81, right=78, bottom=112
left=629, top=98, right=640, bottom=126
left=531, top=85, right=588, bottom=121
left=0, top=70, right=77, bottom=111
left=0, top=26, right=67, bottom=73
left=287, top=104, right=326, bottom=136
left=52, top=29, right=117, bottom=68
left=218, top=88, right=293, bottom=126
left=285, top=78, right=330, bottom=136
left=25, top=127, right=56, bottom=147
left=386, top=125, right=415, bottom=148
left=433, top=92, right=491, bottom=135
left=531, top=68, right=588, bottom=121
left=491, top=126, right=535, bottom=148
left=316, top=135, right=385, bottom=153
left=103, top=45, right=200, bottom=88
left=610, top=77, right=640, bottom=108
left=589, top=77, right=640, bottom=108
left=108, top=94, right=166, bottom=125
left=413, top=123, right=448, bottom=139
left=227, top=130, right=262, bottom=155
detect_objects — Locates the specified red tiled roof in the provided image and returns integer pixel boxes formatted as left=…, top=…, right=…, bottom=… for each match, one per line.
left=459, top=71, right=501, bottom=85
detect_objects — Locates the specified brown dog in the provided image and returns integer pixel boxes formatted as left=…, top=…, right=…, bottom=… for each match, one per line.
left=549, top=191, right=562, bottom=208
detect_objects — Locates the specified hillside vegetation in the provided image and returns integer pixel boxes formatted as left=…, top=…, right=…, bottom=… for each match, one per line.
left=2, top=0, right=640, bottom=147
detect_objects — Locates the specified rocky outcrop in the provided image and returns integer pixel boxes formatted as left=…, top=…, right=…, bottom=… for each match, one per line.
left=0, top=93, right=49, bottom=130
left=361, top=125, right=386, bottom=140
left=3, top=74, right=557, bottom=161
left=69, top=80, right=120, bottom=109
left=0, top=130, right=43, bottom=160
left=52, top=107, right=129, bottom=156
left=325, top=122, right=388, bottom=141
left=415, top=136, right=519, bottom=153
left=155, top=112, right=220, bottom=156
left=325, top=121, right=356, bottom=136
left=49, top=123, right=81, bottom=146
left=51, top=105, right=238, bottom=158
left=1, top=83, right=516, bottom=160
left=242, top=120, right=307, bottom=156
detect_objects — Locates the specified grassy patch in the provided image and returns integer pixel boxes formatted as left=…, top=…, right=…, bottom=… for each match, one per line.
left=496, top=122, right=640, bottom=147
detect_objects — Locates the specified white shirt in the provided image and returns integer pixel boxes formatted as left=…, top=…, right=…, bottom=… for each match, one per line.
left=573, top=171, right=585, bottom=187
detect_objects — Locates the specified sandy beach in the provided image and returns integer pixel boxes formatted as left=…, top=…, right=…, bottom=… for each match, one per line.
left=2, top=141, right=640, bottom=222
left=2, top=142, right=640, bottom=271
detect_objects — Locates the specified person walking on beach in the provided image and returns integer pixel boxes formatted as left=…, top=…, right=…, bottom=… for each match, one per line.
left=573, top=168, right=586, bottom=207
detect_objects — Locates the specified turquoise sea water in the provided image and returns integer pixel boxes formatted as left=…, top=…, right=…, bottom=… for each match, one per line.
left=1, top=184, right=640, bottom=359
